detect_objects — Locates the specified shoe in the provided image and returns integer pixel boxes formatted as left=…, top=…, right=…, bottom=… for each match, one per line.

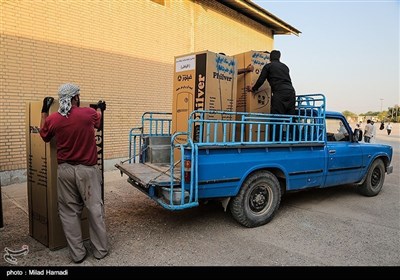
left=73, top=250, right=87, bottom=264
left=94, top=252, right=108, bottom=260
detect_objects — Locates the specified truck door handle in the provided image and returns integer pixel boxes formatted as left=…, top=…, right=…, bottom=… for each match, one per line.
left=329, top=150, right=336, bottom=154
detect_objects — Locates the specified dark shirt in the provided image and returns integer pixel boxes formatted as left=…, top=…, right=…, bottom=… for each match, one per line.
left=252, top=60, right=294, bottom=93
left=40, top=106, right=101, bottom=165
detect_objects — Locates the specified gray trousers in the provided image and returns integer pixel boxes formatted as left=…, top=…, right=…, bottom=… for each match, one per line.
left=57, top=163, right=109, bottom=262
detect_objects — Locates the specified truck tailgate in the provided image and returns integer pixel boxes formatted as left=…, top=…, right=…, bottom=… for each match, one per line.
left=115, top=162, right=180, bottom=188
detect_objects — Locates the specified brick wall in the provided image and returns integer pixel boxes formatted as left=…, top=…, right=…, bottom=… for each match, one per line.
left=0, top=0, right=273, bottom=183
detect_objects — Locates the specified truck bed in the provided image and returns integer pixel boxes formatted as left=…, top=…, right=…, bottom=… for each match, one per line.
left=115, top=162, right=181, bottom=188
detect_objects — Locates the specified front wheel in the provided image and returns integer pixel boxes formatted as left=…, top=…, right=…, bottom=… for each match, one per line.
left=358, top=159, right=385, bottom=197
left=230, top=171, right=281, bottom=228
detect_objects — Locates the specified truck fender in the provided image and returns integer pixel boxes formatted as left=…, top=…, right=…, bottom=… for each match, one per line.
left=235, top=164, right=288, bottom=195
left=357, top=155, right=389, bottom=185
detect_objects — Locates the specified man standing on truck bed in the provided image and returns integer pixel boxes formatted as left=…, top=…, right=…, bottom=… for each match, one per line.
left=247, top=50, right=296, bottom=115
left=40, top=83, right=109, bottom=263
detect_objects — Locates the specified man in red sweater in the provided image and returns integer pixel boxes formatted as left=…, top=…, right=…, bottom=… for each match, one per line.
left=40, top=83, right=108, bottom=263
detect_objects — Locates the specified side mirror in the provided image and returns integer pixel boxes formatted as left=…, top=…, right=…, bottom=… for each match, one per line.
left=352, top=129, right=361, bottom=143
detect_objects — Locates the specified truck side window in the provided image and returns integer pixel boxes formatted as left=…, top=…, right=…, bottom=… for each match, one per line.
left=326, top=119, right=349, bottom=142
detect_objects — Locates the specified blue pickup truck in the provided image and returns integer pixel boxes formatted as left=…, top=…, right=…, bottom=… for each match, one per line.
left=116, top=94, right=393, bottom=227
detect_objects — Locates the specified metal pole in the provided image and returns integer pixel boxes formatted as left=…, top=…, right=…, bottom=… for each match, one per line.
left=0, top=181, right=4, bottom=229
left=100, top=104, right=105, bottom=201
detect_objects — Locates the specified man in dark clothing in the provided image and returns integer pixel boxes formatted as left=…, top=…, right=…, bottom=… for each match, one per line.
left=246, top=50, right=296, bottom=141
left=248, top=50, right=296, bottom=115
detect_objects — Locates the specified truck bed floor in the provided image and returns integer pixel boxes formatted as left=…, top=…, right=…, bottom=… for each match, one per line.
left=115, top=162, right=181, bottom=188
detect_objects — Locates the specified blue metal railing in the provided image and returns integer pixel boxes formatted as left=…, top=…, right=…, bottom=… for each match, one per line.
left=155, top=132, right=199, bottom=210
left=141, top=112, right=172, bottom=136
left=128, top=112, right=171, bottom=163
left=187, top=94, right=326, bottom=146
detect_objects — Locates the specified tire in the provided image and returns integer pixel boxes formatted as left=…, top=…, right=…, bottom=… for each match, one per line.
left=230, top=171, right=281, bottom=228
left=358, top=159, right=385, bottom=197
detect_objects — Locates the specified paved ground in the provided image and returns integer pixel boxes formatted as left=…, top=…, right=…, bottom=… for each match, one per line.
left=0, top=123, right=399, bottom=272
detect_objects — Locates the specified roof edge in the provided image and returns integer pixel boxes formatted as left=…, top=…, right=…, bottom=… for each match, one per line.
left=217, top=0, right=301, bottom=36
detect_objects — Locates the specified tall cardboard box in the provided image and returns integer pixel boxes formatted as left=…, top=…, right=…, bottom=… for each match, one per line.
left=26, top=100, right=104, bottom=250
left=172, top=51, right=237, bottom=160
left=235, top=51, right=272, bottom=141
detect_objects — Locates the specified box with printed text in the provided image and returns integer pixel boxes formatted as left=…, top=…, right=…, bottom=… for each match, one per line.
left=234, top=50, right=272, bottom=141
left=172, top=51, right=238, bottom=160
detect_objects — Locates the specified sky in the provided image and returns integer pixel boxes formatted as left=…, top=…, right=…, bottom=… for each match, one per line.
left=253, top=0, right=399, bottom=114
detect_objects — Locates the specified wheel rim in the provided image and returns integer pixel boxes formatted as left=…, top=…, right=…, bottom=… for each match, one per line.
left=371, top=167, right=382, bottom=188
left=248, top=185, right=272, bottom=215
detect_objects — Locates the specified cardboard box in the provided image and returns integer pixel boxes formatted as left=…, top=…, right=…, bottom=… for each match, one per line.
left=26, top=100, right=104, bottom=250
left=172, top=51, right=237, bottom=160
left=234, top=50, right=272, bottom=141
left=172, top=51, right=238, bottom=141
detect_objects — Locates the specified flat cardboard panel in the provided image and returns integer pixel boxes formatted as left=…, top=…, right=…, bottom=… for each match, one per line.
left=31, top=185, right=48, bottom=245
left=26, top=100, right=102, bottom=250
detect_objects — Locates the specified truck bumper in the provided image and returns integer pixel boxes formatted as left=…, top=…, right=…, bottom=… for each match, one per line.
left=387, top=165, right=393, bottom=174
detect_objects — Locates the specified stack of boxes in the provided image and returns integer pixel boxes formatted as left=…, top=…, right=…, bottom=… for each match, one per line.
left=172, top=50, right=271, bottom=148
left=26, top=100, right=104, bottom=250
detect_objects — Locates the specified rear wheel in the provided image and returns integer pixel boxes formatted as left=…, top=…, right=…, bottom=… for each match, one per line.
left=230, top=171, right=281, bottom=228
left=358, top=159, right=385, bottom=197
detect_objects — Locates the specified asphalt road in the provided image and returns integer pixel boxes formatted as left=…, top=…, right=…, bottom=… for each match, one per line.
left=0, top=125, right=399, bottom=270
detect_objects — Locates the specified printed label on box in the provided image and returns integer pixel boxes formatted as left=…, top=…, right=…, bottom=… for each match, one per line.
left=175, top=55, right=195, bottom=72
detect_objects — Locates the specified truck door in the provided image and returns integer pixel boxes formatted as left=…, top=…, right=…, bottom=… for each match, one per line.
left=325, top=118, right=363, bottom=187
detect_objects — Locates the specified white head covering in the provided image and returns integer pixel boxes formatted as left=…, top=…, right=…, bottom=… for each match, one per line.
left=58, top=83, right=80, bottom=117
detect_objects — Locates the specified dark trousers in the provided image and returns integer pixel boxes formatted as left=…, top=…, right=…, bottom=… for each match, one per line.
left=270, top=90, right=296, bottom=141
left=271, top=90, right=296, bottom=115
